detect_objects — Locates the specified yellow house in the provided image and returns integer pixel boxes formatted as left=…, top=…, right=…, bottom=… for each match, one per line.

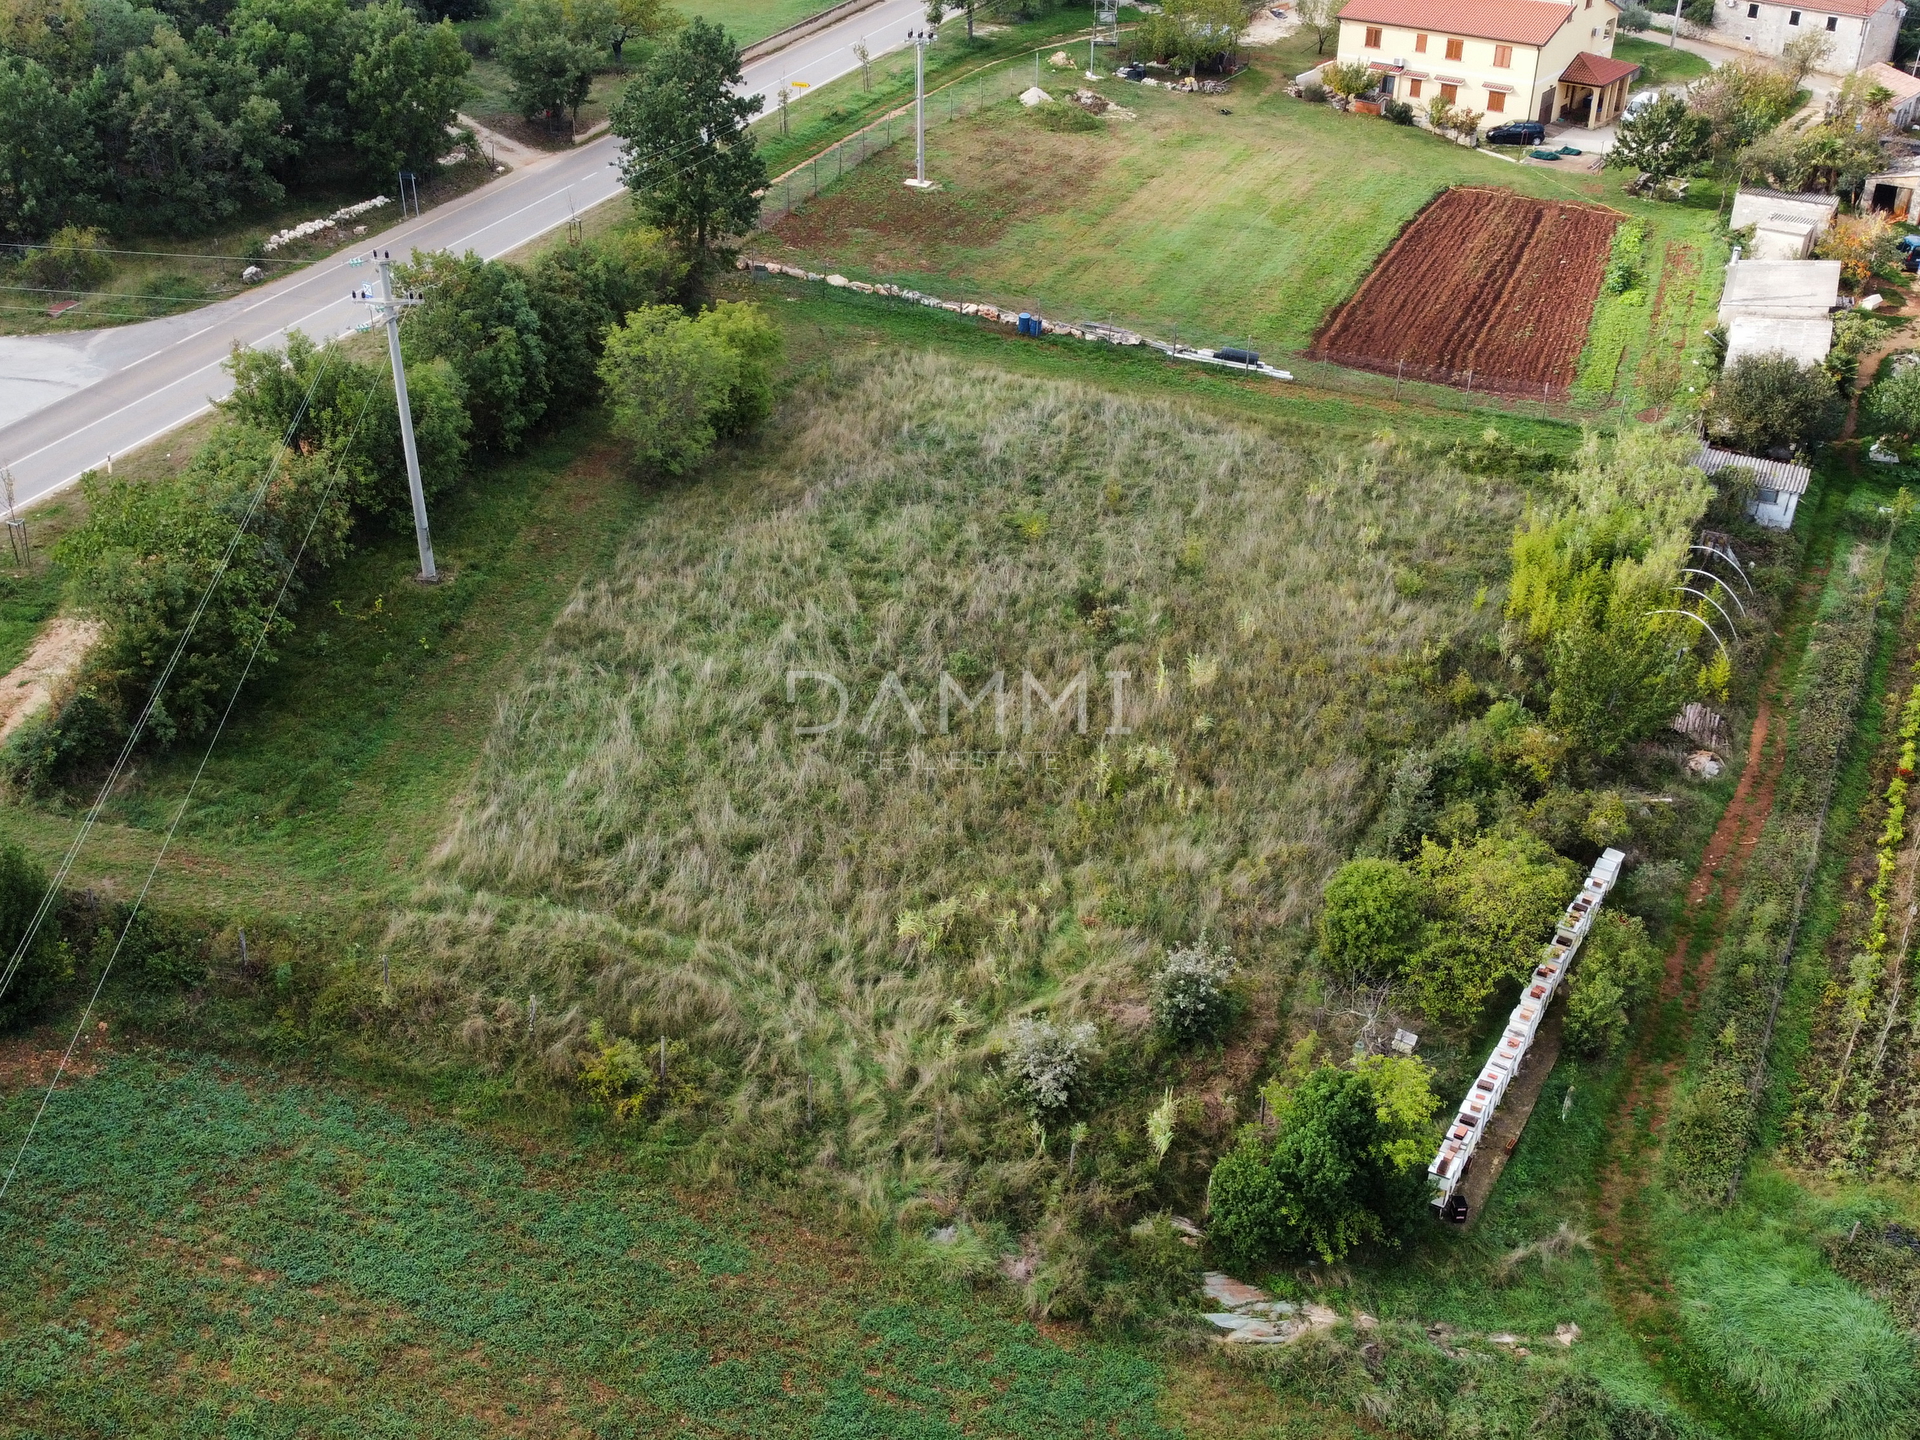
left=1333, top=0, right=1638, bottom=130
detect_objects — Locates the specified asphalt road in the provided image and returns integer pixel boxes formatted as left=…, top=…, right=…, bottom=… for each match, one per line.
left=0, top=0, right=932, bottom=508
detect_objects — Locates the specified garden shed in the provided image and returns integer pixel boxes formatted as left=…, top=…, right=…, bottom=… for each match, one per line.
left=1716, top=259, right=1842, bottom=324
left=1723, top=314, right=1834, bottom=369
left=1861, top=61, right=1920, bottom=130
left=1695, top=444, right=1812, bottom=529
left=1728, top=187, right=1838, bottom=236
left=1864, top=163, right=1920, bottom=220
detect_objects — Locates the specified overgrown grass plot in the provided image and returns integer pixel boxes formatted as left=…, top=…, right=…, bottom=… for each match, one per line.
left=0, top=1055, right=1173, bottom=1437
left=395, top=352, right=1520, bottom=1199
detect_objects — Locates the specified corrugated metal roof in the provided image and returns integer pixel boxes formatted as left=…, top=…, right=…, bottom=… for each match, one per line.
left=1696, top=444, right=1813, bottom=496
left=1337, top=0, right=1577, bottom=45
left=1560, top=51, right=1639, bottom=86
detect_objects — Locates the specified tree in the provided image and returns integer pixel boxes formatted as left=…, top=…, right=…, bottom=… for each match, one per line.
left=401, top=251, right=551, bottom=453
left=500, top=0, right=598, bottom=133
left=610, top=17, right=765, bottom=266
left=1604, top=94, right=1710, bottom=181
left=1708, top=353, right=1844, bottom=457
left=1563, top=911, right=1660, bottom=1056
left=1814, top=211, right=1897, bottom=289
left=596, top=303, right=733, bottom=472
left=1294, top=0, right=1338, bottom=55
left=1779, top=28, right=1832, bottom=85
left=0, top=55, right=99, bottom=240
left=523, top=228, right=681, bottom=408
left=1506, top=426, right=1718, bottom=761
left=1208, top=1061, right=1436, bottom=1268
left=1399, top=834, right=1576, bottom=1026
left=1689, top=58, right=1800, bottom=170
left=1680, top=0, right=1714, bottom=28
left=1866, top=359, right=1920, bottom=438
left=695, top=298, right=782, bottom=435
left=567, top=0, right=673, bottom=62
left=1319, top=858, right=1427, bottom=981
left=1323, top=60, right=1374, bottom=99
left=345, top=0, right=471, bottom=177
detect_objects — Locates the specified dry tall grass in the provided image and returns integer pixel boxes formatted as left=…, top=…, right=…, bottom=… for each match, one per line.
left=390, top=352, right=1520, bottom=1202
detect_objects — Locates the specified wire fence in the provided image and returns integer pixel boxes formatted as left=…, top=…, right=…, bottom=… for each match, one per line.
left=759, top=52, right=1067, bottom=225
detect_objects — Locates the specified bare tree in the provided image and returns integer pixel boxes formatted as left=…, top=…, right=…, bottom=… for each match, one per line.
left=1295, top=0, right=1340, bottom=55
left=1780, top=29, right=1832, bottom=86
left=852, top=40, right=871, bottom=90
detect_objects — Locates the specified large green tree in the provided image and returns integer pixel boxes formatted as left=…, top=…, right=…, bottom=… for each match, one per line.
left=610, top=17, right=764, bottom=264
left=1318, top=857, right=1427, bottom=981
left=499, top=0, right=597, bottom=133
left=400, top=251, right=550, bottom=453
left=1708, top=354, right=1844, bottom=458
left=1208, top=1061, right=1437, bottom=1267
left=0, top=54, right=98, bottom=240
left=1604, top=94, right=1710, bottom=181
left=345, top=0, right=470, bottom=176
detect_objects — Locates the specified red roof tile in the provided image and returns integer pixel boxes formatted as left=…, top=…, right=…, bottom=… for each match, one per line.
left=1560, top=51, right=1640, bottom=85
left=1336, top=0, right=1578, bottom=45
left=1792, top=0, right=1897, bottom=17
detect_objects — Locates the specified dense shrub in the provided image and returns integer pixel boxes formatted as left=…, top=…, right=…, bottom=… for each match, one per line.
left=596, top=300, right=782, bottom=471
left=400, top=251, right=551, bottom=452
left=5, top=424, right=350, bottom=787
left=1003, top=1017, right=1096, bottom=1115
left=22, top=224, right=111, bottom=291
left=524, top=231, right=682, bottom=408
left=1207, top=1060, right=1435, bottom=1267
left=1149, top=939, right=1235, bottom=1043
left=0, top=841, right=67, bottom=1030
left=1318, top=857, right=1426, bottom=980
left=1563, top=910, right=1662, bottom=1055
left=225, top=330, right=470, bottom=527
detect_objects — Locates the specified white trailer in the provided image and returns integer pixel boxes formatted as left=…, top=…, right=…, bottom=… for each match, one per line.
left=1428, top=847, right=1626, bottom=1220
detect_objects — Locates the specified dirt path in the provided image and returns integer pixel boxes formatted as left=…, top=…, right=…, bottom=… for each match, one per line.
left=0, top=616, right=99, bottom=744
left=1841, top=325, right=1915, bottom=441
left=1592, top=550, right=1824, bottom=1380
left=1459, top=999, right=1567, bottom=1223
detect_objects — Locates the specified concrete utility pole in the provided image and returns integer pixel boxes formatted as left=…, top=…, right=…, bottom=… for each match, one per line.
left=352, top=250, right=438, bottom=583
left=905, top=27, right=938, bottom=189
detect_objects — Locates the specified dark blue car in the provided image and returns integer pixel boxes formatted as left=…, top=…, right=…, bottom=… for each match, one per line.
left=1485, top=121, right=1546, bottom=146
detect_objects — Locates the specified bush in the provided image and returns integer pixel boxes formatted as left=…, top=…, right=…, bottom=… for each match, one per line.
left=1207, top=1062, right=1434, bottom=1267
left=1318, top=857, right=1426, bottom=980
left=1563, top=911, right=1662, bottom=1055
left=1026, top=98, right=1102, bottom=132
left=224, top=331, right=470, bottom=529
left=1003, top=1017, right=1096, bottom=1115
left=9, top=424, right=351, bottom=784
left=524, top=231, right=682, bottom=409
left=1323, top=61, right=1374, bottom=99
left=1708, top=353, right=1844, bottom=458
left=1866, top=356, right=1920, bottom=437
left=1382, top=98, right=1414, bottom=124
left=1299, top=79, right=1328, bottom=103
left=1400, top=834, right=1577, bottom=1028
left=0, top=841, right=66, bottom=1031
left=1150, top=939, right=1235, bottom=1043
left=23, top=224, right=110, bottom=292
left=596, top=300, right=782, bottom=472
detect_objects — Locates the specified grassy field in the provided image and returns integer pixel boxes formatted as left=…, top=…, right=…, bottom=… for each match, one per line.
left=1612, top=35, right=1714, bottom=90
left=755, top=49, right=1727, bottom=416
left=0, top=1049, right=1258, bottom=1439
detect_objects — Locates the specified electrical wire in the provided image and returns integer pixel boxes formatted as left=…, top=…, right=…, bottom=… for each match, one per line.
left=5, top=243, right=305, bottom=265
left=0, top=301, right=202, bottom=322
left=0, top=355, right=335, bottom=1014
left=0, top=285, right=224, bottom=303
left=0, top=375, right=380, bottom=1207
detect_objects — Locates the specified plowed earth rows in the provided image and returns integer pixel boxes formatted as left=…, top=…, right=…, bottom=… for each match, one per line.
left=1309, top=186, right=1620, bottom=397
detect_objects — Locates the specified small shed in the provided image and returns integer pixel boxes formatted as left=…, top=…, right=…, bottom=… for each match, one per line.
left=1695, top=443, right=1813, bottom=530
left=1717, top=260, right=1843, bottom=324
left=1723, top=314, right=1834, bottom=369
left=1749, top=217, right=1818, bottom=260
left=1864, top=164, right=1920, bottom=220
left=1861, top=62, right=1920, bottom=130
left=1728, top=187, right=1839, bottom=236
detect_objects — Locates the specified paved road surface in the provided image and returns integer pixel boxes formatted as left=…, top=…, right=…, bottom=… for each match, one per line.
left=0, top=0, right=931, bottom=508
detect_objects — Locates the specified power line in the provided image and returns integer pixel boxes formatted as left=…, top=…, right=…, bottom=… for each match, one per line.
left=5, top=243, right=306, bottom=264
left=0, top=284, right=227, bottom=303
left=0, top=376, right=380, bottom=1208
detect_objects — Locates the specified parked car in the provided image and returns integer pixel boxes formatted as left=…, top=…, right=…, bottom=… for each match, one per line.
left=1896, top=233, right=1920, bottom=254
left=1623, top=89, right=1660, bottom=118
left=1485, top=121, right=1545, bottom=146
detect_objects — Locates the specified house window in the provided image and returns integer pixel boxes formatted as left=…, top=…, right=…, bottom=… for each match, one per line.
left=1364, top=25, right=1382, bottom=45
left=1494, top=43, right=1512, bottom=66
left=1445, top=36, right=1463, bottom=58
left=1826, top=13, right=1837, bottom=26
left=1755, top=487, right=1781, bottom=506
left=1440, top=81, right=1458, bottom=101
left=1415, top=31, right=1428, bottom=50
left=1486, top=89, right=1506, bottom=111
left=1747, top=2, right=1757, bottom=14
left=1603, top=19, right=1614, bottom=34
left=1788, top=8, right=1800, bottom=21
left=1408, top=77, right=1424, bottom=96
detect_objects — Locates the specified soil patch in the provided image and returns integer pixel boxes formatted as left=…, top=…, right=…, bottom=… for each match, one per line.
left=766, top=110, right=1114, bottom=271
left=0, top=1023, right=109, bottom=1094
left=0, top=616, right=100, bottom=743
left=1309, top=186, right=1620, bottom=398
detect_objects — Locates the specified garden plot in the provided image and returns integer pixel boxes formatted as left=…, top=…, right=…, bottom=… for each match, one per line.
left=1310, top=187, right=1620, bottom=398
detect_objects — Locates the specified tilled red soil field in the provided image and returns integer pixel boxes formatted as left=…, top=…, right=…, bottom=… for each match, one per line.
left=1309, top=186, right=1620, bottom=398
